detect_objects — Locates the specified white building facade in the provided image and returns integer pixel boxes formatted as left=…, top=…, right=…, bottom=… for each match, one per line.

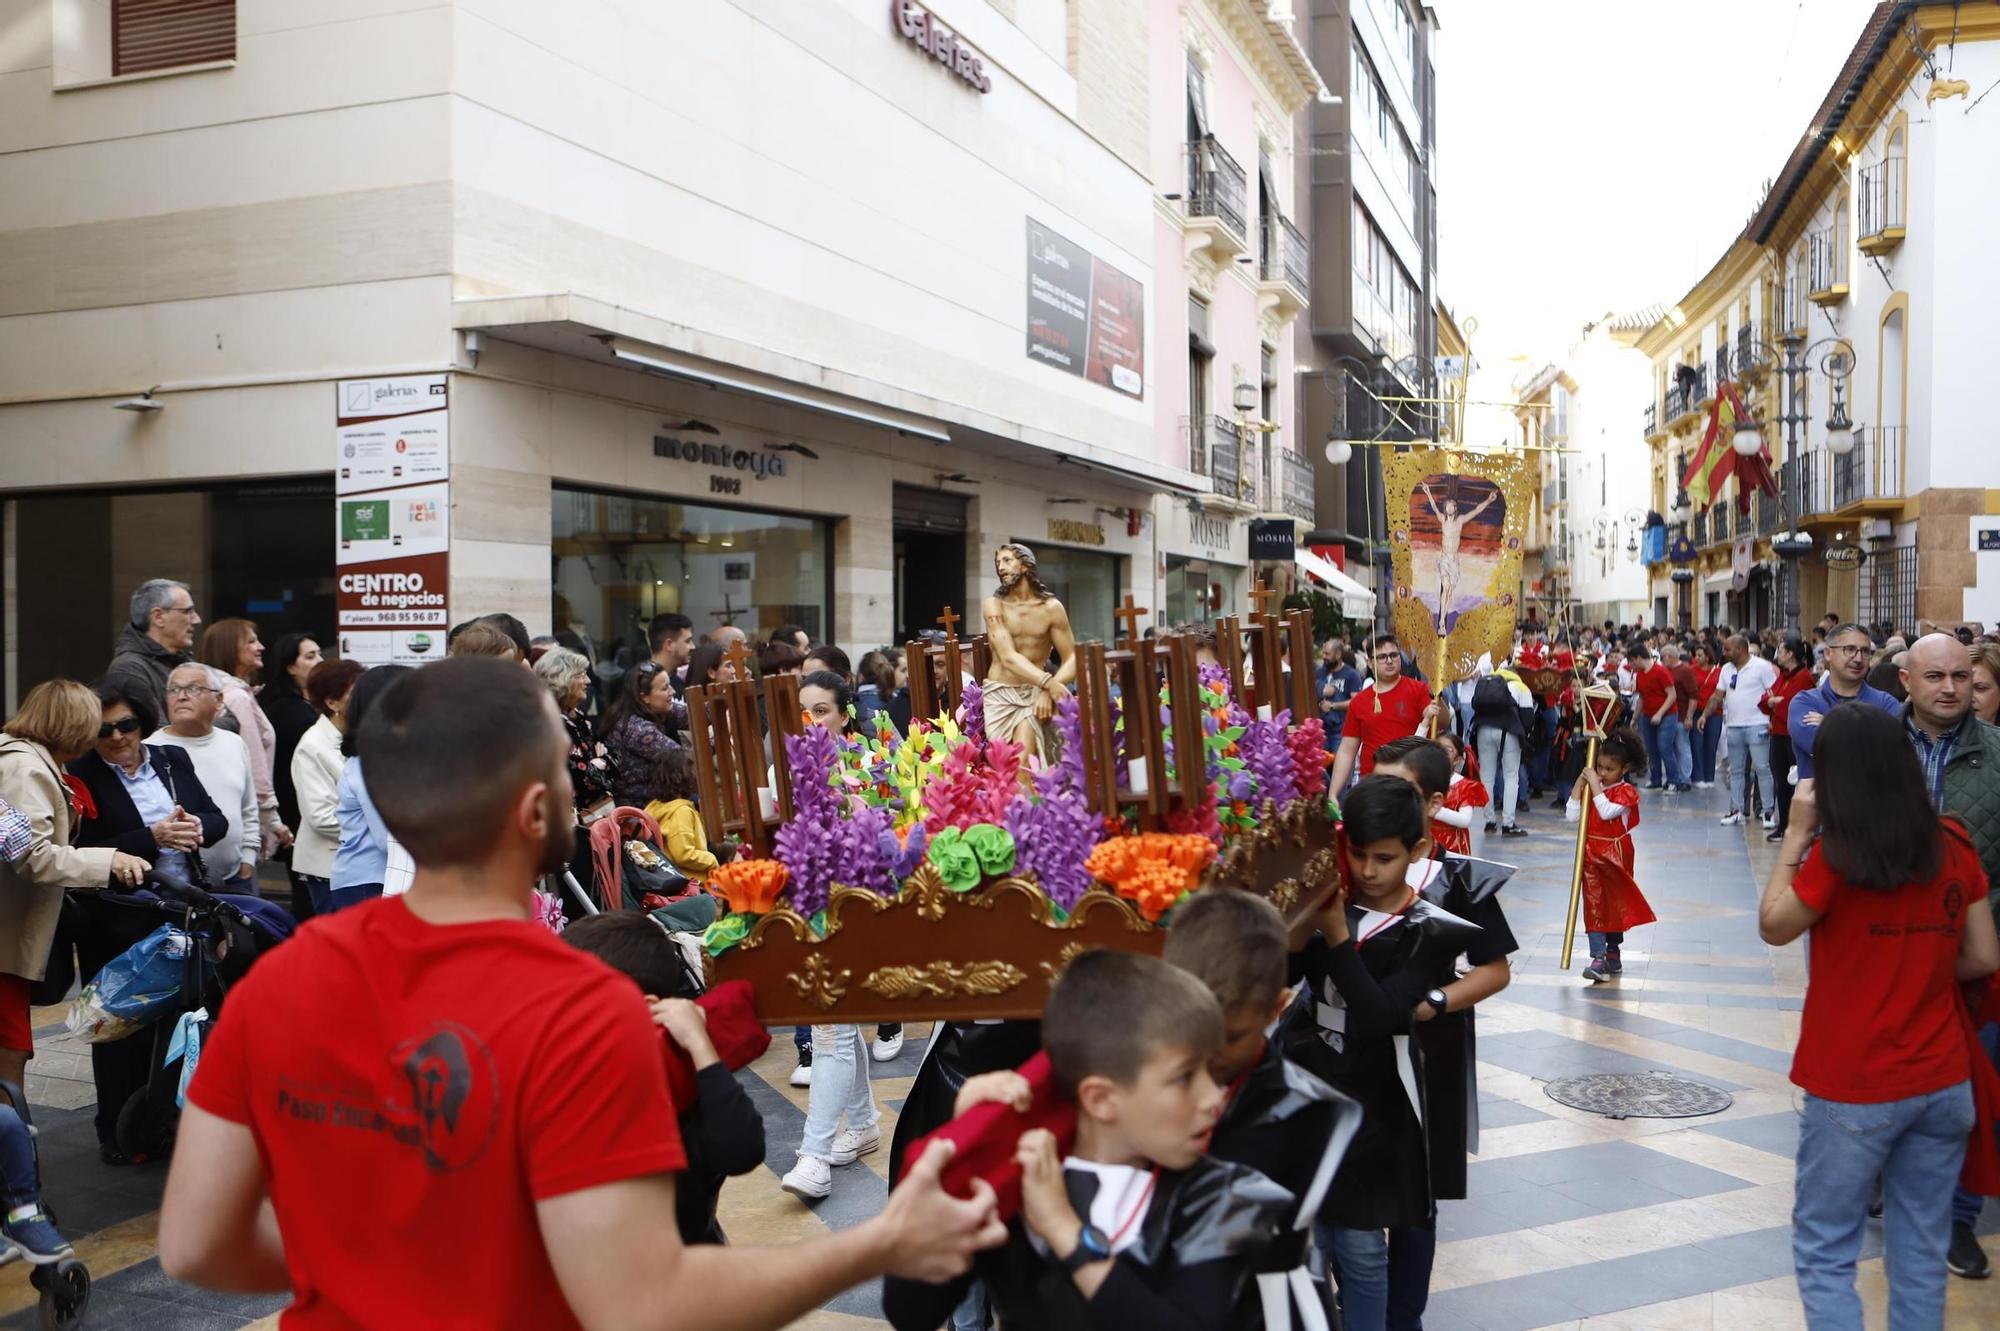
left=0, top=0, right=1208, bottom=699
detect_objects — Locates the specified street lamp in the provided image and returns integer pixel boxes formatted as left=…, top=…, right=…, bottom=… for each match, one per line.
left=1323, top=435, right=1353, bottom=466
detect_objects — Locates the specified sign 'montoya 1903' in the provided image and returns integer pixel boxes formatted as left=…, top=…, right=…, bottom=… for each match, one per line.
left=892, top=0, right=992, bottom=93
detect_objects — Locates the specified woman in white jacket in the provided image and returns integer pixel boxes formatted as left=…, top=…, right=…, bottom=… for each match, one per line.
left=290, top=658, right=363, bottom=917
left=200, top=619, right=290, bottom=856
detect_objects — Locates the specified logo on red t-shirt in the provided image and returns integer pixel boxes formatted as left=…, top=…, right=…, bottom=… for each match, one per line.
left=395, top=1023, right=500, bottom=1172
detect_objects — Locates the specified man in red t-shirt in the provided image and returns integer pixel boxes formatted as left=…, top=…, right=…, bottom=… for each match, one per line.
left=161, top=658, right=1004, bottom=1330
left=1628, top=645, right=1685, bottom=791
left=1328, top=632, right=1439, bottom=797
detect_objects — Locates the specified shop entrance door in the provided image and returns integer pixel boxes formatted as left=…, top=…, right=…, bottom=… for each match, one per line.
left=893, top=485, right=969, bottom=646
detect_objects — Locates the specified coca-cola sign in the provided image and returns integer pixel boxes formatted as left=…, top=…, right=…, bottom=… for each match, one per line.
left=892, top=0, right=992, bottom=93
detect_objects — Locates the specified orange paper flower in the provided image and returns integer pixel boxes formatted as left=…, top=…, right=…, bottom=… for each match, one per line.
left=1085, top=834, right=1218, bottom=921
left=710, top=858, right=791, bottom=916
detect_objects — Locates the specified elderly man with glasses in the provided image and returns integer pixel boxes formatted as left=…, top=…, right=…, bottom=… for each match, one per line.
left=102, top=579, right=203, bottom=732
left=1789, top=622, right=1901, bottom=782
left=148, top=665, right=261, bottom=889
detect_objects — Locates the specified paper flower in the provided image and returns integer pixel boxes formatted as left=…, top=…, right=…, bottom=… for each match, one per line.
left=959, top=679, right=985, bottom=742
left=1085, top=833, right=1217, bottom=921
left=1288, top=717, right=1332, bottom=800
left=961, top=822, right=1018, bottom=876
left=703, top=912, right=752, bottom=956
left=1238, top=713, right=1299, bottom=808
left=927, top=826, right=983, bottom=891
left=709, top=858, right=791, bottom=916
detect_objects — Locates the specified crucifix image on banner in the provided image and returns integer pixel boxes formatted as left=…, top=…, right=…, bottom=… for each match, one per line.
left=1383, top=448, right=1532, bottom=687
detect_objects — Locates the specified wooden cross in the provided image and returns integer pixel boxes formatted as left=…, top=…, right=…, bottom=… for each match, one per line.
left=1248, top=582, right=1279, bottom=619
left=936, top=606, right=961, bottom=641
left=710, top=593, right=744, bottom=625
left=1112, top=594, right=1147, bottom=646
left=722, top=637, right=753, bottom=681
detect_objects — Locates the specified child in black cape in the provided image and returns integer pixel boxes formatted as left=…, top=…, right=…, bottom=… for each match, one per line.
left=1286, top=775, right=1479, bottom=1331
left=883, top=951, right=1292, bottom=1331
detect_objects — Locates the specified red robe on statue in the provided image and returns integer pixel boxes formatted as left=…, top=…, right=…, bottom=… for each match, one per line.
left=1579, top=780, right=1655, bottom=934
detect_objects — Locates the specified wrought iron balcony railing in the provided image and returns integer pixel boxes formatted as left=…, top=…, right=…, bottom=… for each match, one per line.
left=1261, top=212, right=1309, bottom=293
left=1184, top=136, right=1248, bottom=247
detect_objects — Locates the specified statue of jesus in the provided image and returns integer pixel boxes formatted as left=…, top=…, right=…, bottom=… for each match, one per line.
left=981, top=543, right=1076, bottom=761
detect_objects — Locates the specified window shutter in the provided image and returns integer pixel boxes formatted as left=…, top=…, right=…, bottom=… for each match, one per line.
left=113, top=0, right=236, bottom=77
left=1185, top=57, right=1208, bottom=136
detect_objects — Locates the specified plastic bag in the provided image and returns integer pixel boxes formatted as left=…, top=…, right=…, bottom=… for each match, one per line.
left=64, top=924, right=192, bottom=1044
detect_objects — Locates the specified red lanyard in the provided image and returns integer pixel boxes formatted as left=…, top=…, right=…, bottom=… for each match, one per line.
left=1357, top=889, right=1418, bottom=943
left=1108, top=1168, right=1161, bottom=1247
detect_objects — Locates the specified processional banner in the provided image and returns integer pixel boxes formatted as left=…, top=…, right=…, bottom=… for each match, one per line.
left=1383, top=447, right=1533, bottom=687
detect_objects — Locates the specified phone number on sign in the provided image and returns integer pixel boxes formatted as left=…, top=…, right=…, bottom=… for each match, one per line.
left=339, top=610, right=449, bottom=628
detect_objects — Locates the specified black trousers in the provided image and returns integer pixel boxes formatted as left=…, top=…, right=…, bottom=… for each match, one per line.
left=1771, top=734, right=1797, bottom=835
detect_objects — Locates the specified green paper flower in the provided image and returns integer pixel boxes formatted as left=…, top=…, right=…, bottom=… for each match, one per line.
left=962, top=822, right=1018, bottom=877
left=927, top=826, right=983, bottom=892
left=702, top=912, right=752, bottom=957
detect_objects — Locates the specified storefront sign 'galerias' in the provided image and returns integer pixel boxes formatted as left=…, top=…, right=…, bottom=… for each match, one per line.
left=892, top=0, right=992, bottom=93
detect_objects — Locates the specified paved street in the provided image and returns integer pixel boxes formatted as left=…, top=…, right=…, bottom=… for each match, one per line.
left=9, top=781, right=2000, bottom=1331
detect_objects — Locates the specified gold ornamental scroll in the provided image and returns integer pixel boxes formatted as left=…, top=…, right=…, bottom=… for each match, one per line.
left=1382, top=448, right=1533, bottom=691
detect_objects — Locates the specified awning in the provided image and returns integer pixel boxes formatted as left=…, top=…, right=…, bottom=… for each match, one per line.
left=1296, top=548, right=1378, bottom=619
left=1702, top=570, right=1739, bottom=592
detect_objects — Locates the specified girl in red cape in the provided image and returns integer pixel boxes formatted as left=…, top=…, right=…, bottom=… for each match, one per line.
left=1430, top=731, right=1488, bottom=857
left=1566, top=727, right=1655, bottom=983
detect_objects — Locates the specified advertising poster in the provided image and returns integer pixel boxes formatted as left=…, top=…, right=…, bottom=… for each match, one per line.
left=1024, top=218, right=1144, bottom=399
left=336, top=375, right=450, bottom=666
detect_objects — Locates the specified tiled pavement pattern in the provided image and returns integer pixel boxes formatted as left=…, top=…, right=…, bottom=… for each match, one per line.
left=8, top=784, right=2000, bottom=1329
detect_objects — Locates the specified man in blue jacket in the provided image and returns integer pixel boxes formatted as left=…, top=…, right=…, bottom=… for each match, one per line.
left=1788, top=622, right=1899, bottom=780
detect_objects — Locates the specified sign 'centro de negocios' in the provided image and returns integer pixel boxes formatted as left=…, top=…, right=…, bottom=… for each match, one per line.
left=892, top=0, right=991, bottom=93
left=338, top=570, right=446, bottom=616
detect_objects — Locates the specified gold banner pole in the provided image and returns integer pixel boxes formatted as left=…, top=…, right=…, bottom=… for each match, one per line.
left=1429, top=637, right=1449, bottom=738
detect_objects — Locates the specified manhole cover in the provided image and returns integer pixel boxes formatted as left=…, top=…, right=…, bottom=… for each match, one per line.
left=1543, top=1072, right=1732, bottom=1120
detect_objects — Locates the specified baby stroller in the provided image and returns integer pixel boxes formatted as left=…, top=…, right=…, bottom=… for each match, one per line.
left=75, top=870, right=292, bottom=1162
left=0, top=1081, right=90, bottom=1329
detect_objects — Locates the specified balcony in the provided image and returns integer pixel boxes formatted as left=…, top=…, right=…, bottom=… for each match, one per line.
left=1808, top=227, right=1849, bottom=304
left=1779, top=275, right=1806, bottom=336
left=1183, top=136, right=1248, bottom=259
left=1691, top=509, right=1709, bottom=548
left=1187, top=414, right=1251, bottom=508
left=1858, top=157, right=1906, bottom=254
left=1256, top=442, right=1315, bottom=522
left=1756, top=488, right=1779, bottom=537
left=1782, top=451, right=1831, bottom=523
left=1644, top=400, right=1661, bottom=440
left=1735, top=322, right=1772, bottom=381
left=1258, top=213, right=1309, bottom=322
left=1350, top=272, right=1415, bottom=363
left=1833, top=427, right=1904, bottom=509
left=1665, top=365, right=1707, bottom=428
left=1859, top=545, right=1918, bottom=636
left=1712, top=500, right=1732, bottom=544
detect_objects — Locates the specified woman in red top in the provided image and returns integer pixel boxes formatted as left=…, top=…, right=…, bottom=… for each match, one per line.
left=1687, top=644, right=1724, bottom=788
left=1761, top=636, right=1816, bottom=843
left=1759, top=703, right=1999, bottom=1331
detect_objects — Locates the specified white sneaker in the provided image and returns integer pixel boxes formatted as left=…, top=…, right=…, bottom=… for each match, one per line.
left=1694, top=781, right=1714, bottom=789
left=1761, top=812, right=1777, bottom=830
left=1719, top=811, right=1744, bottom=826
left=871, top=1025, right=905, bottom=1062
left=789, top=1050, right=812, bottom=1088
left=830, top=1123, right=882, bottom=1166
left=781, top=1154, right=832, bottom=1200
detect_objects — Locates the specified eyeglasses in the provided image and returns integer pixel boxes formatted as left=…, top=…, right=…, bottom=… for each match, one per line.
left=166, top=683, right=218, bottom=698
left=1826, top=644, right=1871, bottom=657
left=98, top=716, right=141, bottom=738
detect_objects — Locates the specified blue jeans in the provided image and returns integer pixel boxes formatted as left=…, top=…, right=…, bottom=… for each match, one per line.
left=1696, top=717, right=1723, bottom=783
left=1724, top=726, right=1774, bottom=816
left=1587, top=930, right=1624, bottom=957
left=1794, top=1082, right=1974, bottom=1330
left=1639, top=713, right=1687, bottom=786
left=1475, top=728, right=1522, bottom=829
left=1674, top=718, right=1694, bottom=786
left=295, top=873, right=334, bottom=916
left=326, top=881, right=382, bottom=912
left=0, top=1103, right=40, bottom=1210
left=799, top=1025, right=878, bottom=1160
left=1952, top=1022, right=2000, bottom=1226
left=1319, top=1222, right=1388, bottom=1331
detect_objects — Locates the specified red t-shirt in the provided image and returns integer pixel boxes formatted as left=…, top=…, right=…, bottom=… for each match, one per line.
left=1344, top=675, right=1433, bottom=774
left=1764, top=667, right=1814, bottom=738
left=188, top=896, right=685, bottom=1330
left=1789, top=825, right=1986, bottom=1103
left=1670, top=665, right=1701, bottom=723
left=1633, top=663, right=1675, bottom=719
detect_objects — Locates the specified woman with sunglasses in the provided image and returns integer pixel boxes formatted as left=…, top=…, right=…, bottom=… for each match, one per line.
left=0, top=680, right=151, bottom=1099
left=68, top=682, right=228, bottom=1163
left=600, top=660, right=686, bottom=812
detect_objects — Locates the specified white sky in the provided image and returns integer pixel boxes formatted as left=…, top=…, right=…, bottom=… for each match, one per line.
left=1432, top=0, right=1883, bottom=442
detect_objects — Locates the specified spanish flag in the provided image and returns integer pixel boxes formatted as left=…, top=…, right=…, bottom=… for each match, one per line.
left=1681, top=382, right=1776, bottom=512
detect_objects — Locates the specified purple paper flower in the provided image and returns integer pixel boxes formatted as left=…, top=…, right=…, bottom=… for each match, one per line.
left=1004, top=695, right=1101, bottom=911
left=959, top=679, right=985, bottom=742
left=1237, top=715, right=1299, bottom=809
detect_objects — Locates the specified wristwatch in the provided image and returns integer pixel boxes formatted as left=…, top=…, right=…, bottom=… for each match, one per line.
left=1060, top=1224, right=1112, bottom=1272
left=1424, top=988, right=1449, bottom=1018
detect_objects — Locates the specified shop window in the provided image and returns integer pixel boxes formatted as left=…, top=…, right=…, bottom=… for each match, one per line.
left=551, top=486, right=831, bottom=675
left=1016, top=542, right=1119, bottom=645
